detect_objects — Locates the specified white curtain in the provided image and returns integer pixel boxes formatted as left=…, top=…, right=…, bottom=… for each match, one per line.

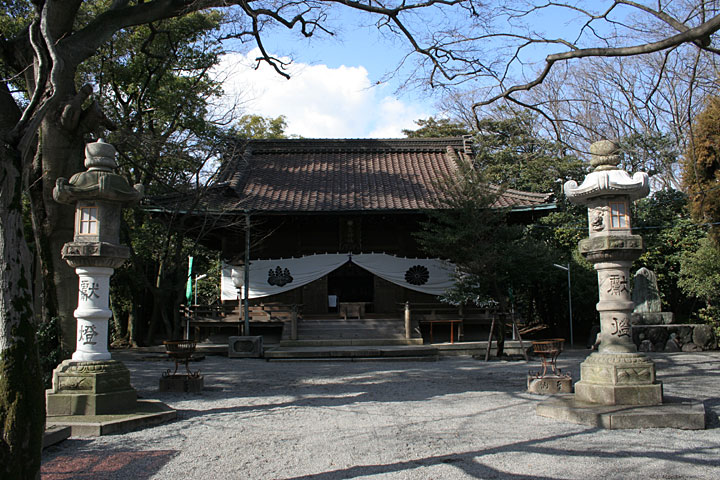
left=221, top=253, right=456, bottom=300
left=222, top=254, right=349, bottom=300
left=352, top=254, right=456, bottom=295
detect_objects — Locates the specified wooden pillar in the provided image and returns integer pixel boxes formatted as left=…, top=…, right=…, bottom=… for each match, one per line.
left=404, top=301, right=411, bottom=340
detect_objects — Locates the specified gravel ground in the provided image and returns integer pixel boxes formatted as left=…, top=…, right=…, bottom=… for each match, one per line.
left=42, top=350, right=720, bottom=480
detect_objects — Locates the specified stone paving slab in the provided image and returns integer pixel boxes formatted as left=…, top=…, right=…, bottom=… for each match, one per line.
left=46, top=399, right=177, bottom=437
left=41, top=349, right=720, bottom=479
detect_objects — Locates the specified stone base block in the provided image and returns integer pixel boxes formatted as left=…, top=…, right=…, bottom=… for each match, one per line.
left=575, top=380, right=663, bottom=406
left=46, top=389, right=137, bottom=416
left=228, top=336, right=263, bottom=358
left=579, top=352, right=658, bottom=385
left=159, top=375, right=204, bottom=392
left=50, top=359, right=133, bottom=394
left=46, top=359, right=138, bottom=416
left=537, top=395, right=706, bottom=430
left=575, top=352, right=663, bottom=405
left=527, top=376, right=573, bottom=395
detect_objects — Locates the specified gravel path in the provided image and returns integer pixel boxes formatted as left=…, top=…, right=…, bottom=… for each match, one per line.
left=42, top=350, right=720, bottom=480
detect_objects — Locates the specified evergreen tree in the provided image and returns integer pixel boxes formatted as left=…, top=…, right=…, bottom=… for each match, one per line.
left=403, top=117, right=472, bottom=138
left=683, top=96, right=720, bottom=242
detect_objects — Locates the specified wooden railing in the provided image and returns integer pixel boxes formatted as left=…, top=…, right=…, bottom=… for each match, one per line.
left=397, top=302, right=514, bottom=343
left=181, top=302, right=301, bottom=340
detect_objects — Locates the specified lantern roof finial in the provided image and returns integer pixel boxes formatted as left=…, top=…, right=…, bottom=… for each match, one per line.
left=590, top=140, right=621, bottom=171
left=84, top=138, right=118, bottom=171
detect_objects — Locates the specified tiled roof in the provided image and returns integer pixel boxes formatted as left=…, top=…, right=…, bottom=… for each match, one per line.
left=171, top=138, right=554, bottom=213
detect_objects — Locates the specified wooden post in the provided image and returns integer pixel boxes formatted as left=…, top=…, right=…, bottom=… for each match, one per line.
left=484, top=316, right=496, bottom=361
left=291, top=304, right=298, bottom=341
left=243, top=212, right=250, bottom=336
left=404, top=301, right=411, bottom=340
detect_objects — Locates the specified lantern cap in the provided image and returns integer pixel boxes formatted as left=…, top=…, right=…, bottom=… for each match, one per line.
left=563, top=140, right=649, bottom=204
left=53, top=140, right=144, bottom=205
left=84, top=139, right=118, bottom=170
left=589, top=140, right=621, bottom=171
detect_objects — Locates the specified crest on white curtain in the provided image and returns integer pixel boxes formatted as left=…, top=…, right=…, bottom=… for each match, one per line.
left=221, top=253, right=456, bottom=300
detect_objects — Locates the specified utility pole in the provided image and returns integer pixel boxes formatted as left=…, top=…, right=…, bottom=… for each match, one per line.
left=552, top=262, right=574, bottom=348
left=244, top=211, right=251, bottom=336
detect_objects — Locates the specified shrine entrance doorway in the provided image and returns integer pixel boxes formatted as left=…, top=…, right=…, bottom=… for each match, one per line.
left=327, top=262, right=374, bottom=312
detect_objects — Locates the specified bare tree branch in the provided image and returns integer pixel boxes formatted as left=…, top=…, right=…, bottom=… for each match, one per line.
left=474, top=11, right=720, bottom=109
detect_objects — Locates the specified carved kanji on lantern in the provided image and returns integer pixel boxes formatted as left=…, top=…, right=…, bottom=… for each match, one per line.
left=53, top=139, right=143, bottom=361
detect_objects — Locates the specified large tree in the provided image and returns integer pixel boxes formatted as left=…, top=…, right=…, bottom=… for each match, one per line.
left=415, top=161, right=531, bottom=356
left=683, top=95, right=720, bottom=241
left=0, top=2, right=471, bottom=476
left=3, top=2, right=720, bottom=476
left=89, top=11, right=230, bottom=346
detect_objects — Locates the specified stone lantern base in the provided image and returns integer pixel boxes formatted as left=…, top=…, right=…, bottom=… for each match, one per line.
left=46, top=360, right=137, bottom=416
left=537, top=351, right=705, bottom=429
left=574, top=352, right=663, bottom=406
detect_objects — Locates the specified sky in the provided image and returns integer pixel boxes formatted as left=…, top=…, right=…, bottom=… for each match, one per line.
left=213, top=3, right=591, bottom=139
left=216, top=10, right=438, bottom=139
left=217, top=49, right=431, bottom=138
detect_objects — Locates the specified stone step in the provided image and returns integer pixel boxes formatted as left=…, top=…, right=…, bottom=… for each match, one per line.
left=299, top=324, right=406, bottom=330
left=298, top=322, right=407, bottom=329
left=298, top=321, right=408, bottom=327
left=265, top=344, right=438, bottom=360
left=285, top=316, right=422, bottom=343
left=296, top=334, right=410, bottom=340
left=279, top=338, right=424, bottom=347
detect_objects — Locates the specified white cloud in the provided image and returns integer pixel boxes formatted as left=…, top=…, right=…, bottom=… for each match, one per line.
left=217, top=49, right=429, bottom=138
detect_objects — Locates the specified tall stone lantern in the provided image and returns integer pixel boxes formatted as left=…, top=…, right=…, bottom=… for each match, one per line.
left=46, top=139, right=144, bottom=416
left=563, top=140, right=663, bottom=406
left=538, top=140, right=705, bottom=429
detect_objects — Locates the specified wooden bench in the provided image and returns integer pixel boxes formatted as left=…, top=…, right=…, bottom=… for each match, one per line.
left=181, top=303, right=242, bottom=340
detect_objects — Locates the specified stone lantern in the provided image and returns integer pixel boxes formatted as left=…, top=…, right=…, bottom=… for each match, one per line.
left=46, top=139, right=144, bottom=416
left=563, top=140, right=662, bottom=405
left=537, top=140, right=704, bottom=429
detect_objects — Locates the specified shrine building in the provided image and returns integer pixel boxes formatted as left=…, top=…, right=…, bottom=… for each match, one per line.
left=154, top=137, right=555, bottom=343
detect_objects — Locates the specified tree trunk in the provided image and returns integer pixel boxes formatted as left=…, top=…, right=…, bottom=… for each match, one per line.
left=492, top=281, right=507, bottom=358
left=0, top=144, right=45, bottom=480
left=28, top=116, right=85, bottom=354
left=128, top=308, right=138, bottom=347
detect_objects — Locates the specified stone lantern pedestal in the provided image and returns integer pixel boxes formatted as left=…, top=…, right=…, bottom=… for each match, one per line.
left=536, top=141, right=705, bottom=429
left=45, top=140, right=175, bottom=432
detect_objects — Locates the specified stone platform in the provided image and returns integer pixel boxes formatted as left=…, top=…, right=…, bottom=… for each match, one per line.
left=43, top=426, right=72, bottom=448
left=537, top=395, right=706, bottom=430
left=46, top=399, right=177, bottom=437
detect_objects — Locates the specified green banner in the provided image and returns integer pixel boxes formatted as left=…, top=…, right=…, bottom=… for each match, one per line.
left=186, top=256, right=193, bottom=303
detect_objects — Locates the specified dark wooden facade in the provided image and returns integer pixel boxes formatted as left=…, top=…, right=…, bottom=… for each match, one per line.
left=155, top=138, right=555, bottom=316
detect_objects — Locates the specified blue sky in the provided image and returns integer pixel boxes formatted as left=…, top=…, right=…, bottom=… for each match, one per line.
left=217, top=8, right=443, bottom=138
left=215, top=2, right=601, bottom=138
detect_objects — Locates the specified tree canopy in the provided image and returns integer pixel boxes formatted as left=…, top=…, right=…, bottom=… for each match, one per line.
left=402, top=117, right=472, bottom=138
left=683, top=96, right=720, bottom=241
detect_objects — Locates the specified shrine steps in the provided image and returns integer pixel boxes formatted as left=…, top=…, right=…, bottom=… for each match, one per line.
left=265, top=316, right=432, bottom=359
left=264, top=344, right=438, bottom=361
left=284, top=316, right=423, bottom=344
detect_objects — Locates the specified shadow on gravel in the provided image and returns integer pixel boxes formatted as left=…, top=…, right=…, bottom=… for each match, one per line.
left=279, top=428, right=720, bottom=480
left=703, top=397, right=720, bottom=428
left=41, top=448, right=177, bottom=480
